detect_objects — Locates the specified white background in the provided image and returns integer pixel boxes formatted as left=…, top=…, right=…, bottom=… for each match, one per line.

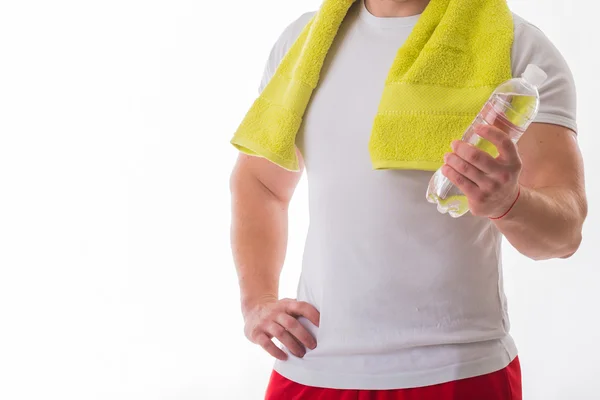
left=0, top=0, right=598, bottom=399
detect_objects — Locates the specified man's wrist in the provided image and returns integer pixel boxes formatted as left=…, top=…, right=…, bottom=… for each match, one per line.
left=491, top=185, right=530, bottom=224
left=241, top=293, right=278, bottom=317
left=490, top=184, right=522, bottom=221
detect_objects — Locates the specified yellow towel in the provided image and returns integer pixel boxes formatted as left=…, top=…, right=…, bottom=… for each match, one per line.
left=231, top=0, right=514, bottom=172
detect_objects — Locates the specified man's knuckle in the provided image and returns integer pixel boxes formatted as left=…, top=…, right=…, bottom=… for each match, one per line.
left=264, top=310, right=276, bottom=321
left=254, top=333, right=266, bottom=345
left=287, top=318, right=300, bottom=330
left=488, top=130, right=500, bottom=140
left=272, top=324, right=285, bottom=337
left=513, top=159, right=522, bottom=170
left=297, top=302, right=311, bottom=313
left=501, top=138, right=512, bottom=150
left=467, top=150, right=480, bottom=163
left=258, top=319, right=271, bottom=331
left=483, top=159, right=495, bottom=171
left=278, top=298, right=291, bottom=308
left=286, top=298, right=298, bottom=306
left=297, top=332, right=310, bottom=344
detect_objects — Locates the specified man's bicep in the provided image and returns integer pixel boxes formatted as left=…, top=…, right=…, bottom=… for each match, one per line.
left=232, top=148, right=304, bottom=204
left=517, top=122, right=584, bottom=192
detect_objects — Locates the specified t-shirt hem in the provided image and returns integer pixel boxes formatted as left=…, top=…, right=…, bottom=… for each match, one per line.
left=533, top=113, right=578, bottom=134
left=273, top=338, right=519, bottom=390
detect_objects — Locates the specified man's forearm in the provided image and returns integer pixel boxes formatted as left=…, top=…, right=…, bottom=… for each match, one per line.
left=231, top=178, right=289, bottom=315
left=493, top=185, right=586, bottom=260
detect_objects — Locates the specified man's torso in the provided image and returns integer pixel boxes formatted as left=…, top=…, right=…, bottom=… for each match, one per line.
left=258, top=0, right=576, bottom=389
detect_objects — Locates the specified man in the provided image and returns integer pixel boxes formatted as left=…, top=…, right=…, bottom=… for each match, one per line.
left=230, top=0, right=587, bottom=398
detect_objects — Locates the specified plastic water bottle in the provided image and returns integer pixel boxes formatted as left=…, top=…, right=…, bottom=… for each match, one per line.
left=426, top=64, right=548, bottom=218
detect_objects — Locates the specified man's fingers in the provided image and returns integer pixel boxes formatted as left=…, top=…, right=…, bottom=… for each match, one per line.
left=474, top=124, right=520, bottom=163
left=450, top=140, right=499, bottom=174
left=285, top=300, right=320, bottom=327
left=256, top=333, right=287, bottom=361
left=279, top=331, right=306, bottom=358
left=441, top=164, right=481, bottom=199
left=265, top=322, right=306, bottom=358
left=276, top=313, right=317, bottom=350
left=444, top=152, right=487, bottom=186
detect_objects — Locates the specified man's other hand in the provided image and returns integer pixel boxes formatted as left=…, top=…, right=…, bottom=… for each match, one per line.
left=243, top=298, right=320, bottom=360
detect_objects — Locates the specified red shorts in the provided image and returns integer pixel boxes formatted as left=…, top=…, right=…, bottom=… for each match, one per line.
left=265, top=356, right=521, bottom=400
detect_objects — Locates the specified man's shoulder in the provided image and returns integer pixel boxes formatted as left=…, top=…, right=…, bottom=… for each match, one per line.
left=291, top=11, right=317, bottom=30
left=258, top=11, right=316, bottom=93
left=274, top=11, right=316, bottom=53
left=510, top=12, right=569, bottom=57
left=511, top=12, right=548, bottom=42
left=509, top=12, right=577, bottom=132
left=510, top=12, right=571, bottom=76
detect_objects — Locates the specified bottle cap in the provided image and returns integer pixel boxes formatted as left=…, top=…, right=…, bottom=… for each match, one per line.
left=522, top=64, right=547, bottom=87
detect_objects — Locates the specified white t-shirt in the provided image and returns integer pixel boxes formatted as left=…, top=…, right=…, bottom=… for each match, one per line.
left=256, top=0, right=577, bottom=390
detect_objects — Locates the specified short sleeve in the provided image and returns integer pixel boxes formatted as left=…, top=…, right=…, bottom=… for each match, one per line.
left=511, top=16, right=578, bottom=133
left=258, top=11, right=316, bottom=94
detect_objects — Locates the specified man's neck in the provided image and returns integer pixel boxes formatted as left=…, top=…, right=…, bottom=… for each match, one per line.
left=364, top=0, right=430, bottom=17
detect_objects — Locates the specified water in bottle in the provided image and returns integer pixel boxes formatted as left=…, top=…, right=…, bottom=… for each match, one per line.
left=426, top=64, right=548, bottom=218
